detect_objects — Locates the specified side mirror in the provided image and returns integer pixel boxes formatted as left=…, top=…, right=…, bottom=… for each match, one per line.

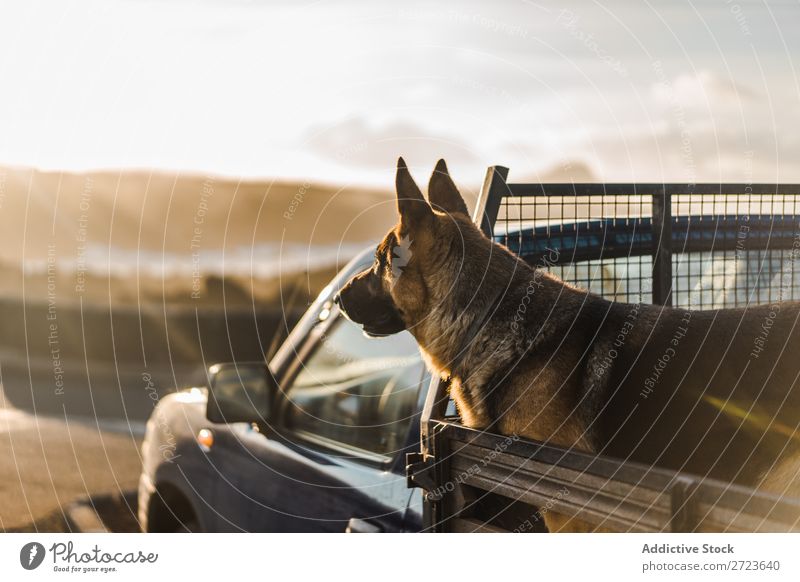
left=206, top=362, right=277, bottom=424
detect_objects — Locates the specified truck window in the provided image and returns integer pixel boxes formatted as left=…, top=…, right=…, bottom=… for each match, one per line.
left=285, top=315, right=423, bottom=457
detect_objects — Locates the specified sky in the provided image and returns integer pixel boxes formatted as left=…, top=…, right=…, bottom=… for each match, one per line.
left=0, top=0, right=799, bottom=187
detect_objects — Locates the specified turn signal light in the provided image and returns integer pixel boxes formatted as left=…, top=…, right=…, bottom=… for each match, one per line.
left=197, top=428, right=214, bottom=451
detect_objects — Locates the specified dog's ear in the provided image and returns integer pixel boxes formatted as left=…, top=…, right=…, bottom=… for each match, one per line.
left=396, top=157, right=432, bottom=229
left=428, top=159, right=469, bottom=216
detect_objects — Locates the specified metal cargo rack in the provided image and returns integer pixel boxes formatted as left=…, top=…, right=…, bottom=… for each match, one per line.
left=406, top=166, right=800, bottom=532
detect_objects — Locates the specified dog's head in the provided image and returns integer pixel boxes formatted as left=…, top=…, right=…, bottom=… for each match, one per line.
left=335, top=157, right=479, bottom=337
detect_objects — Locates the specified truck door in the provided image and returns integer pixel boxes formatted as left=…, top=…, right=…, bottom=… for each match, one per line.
left=212, top=312, right=424, bottom=532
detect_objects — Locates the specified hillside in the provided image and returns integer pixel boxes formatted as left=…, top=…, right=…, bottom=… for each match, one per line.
left=0, top=166, right=398, bottom=306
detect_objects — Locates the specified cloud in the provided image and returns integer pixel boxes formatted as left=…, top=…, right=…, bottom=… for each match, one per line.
left=303, top=117, right=479, bottom=170
left=652, top=71, right=760, bottom=111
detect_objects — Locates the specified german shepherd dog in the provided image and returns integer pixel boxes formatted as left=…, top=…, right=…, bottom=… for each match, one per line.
left=335, top=158, right=800, bottom=531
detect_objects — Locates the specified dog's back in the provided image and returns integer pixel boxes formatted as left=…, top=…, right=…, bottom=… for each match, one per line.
left=586, top=299, right=800, bottom=487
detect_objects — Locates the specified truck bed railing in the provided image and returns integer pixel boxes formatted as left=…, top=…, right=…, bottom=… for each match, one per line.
left=408, top=422, right=800, bottom=532
left=476, top=170, right=800, bottom=308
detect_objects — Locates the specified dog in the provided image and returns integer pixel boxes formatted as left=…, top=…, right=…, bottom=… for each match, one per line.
left=335, top=158, right=800, bottom=531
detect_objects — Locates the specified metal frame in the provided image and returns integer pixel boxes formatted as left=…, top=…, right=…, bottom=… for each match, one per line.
left=485, top=175, right=800, bottom=306
left=407, top=166, right=800, bottom=532
left=418, top=422, right=800, bottom=532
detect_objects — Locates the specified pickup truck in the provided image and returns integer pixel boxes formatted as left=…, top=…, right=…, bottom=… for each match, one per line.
left=139, top=167, right=800, bottom=532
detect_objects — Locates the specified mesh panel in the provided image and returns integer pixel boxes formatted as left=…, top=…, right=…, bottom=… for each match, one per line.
left=493, top=186, right=800, bottom=310
left=670, top=194, right=800, bottom=309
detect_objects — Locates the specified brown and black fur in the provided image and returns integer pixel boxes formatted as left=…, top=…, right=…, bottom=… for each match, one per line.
left=336, top=157, right=800, bottom=531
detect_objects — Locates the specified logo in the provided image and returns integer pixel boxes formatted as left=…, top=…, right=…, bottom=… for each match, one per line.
left=20, top=542, right=46, bottom=570
left=392, top=234, right=412, bottom=287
